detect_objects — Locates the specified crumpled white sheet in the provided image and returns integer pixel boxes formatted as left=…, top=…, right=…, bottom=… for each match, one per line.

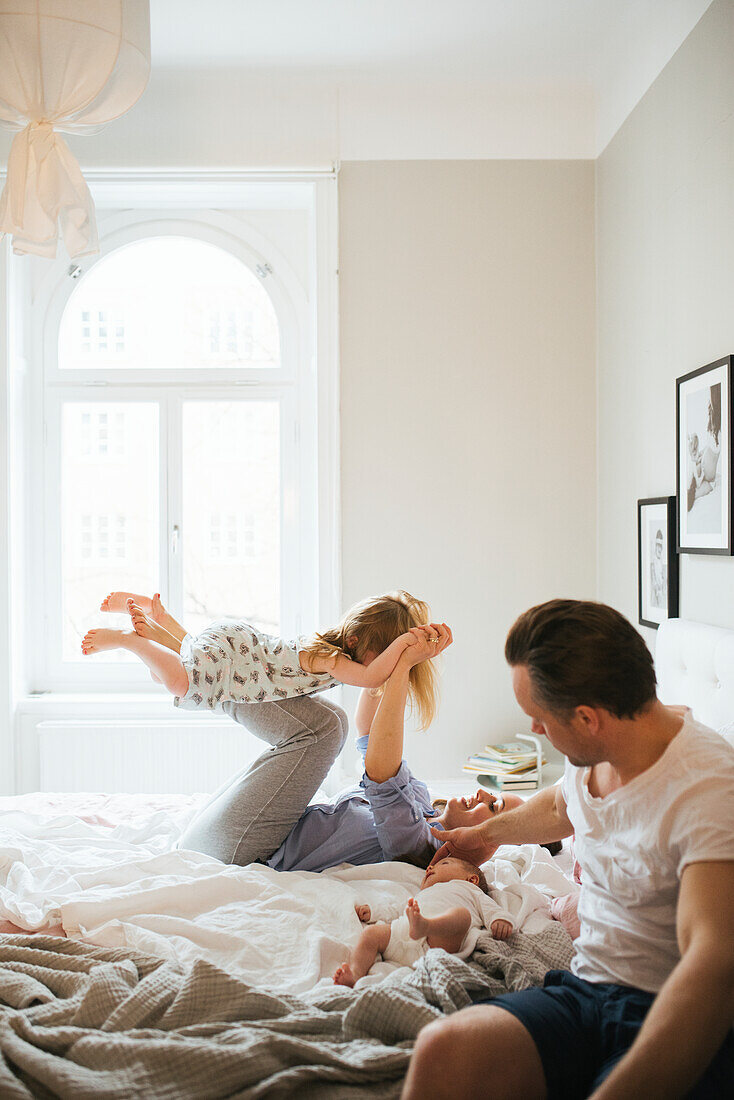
left=0, top=802, right=575, bottom=994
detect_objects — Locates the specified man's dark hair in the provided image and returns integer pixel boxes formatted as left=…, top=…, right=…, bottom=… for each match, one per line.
left=505, top=599, right=657, bottom=719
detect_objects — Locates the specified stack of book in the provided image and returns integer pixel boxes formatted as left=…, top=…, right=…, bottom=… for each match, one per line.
left=463, top=740, right=545, bottom=791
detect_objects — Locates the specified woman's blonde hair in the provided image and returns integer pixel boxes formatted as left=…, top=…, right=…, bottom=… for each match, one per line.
left=301, top=590, right=439, bottom=729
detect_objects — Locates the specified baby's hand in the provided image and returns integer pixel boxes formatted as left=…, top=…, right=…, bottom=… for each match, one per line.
left=491, top=919, right=513, bottom=941
left=355, top=903, right=371, bottom=923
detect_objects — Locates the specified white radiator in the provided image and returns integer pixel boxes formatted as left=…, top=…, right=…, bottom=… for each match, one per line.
left=37, top=719, right=262, bottom=794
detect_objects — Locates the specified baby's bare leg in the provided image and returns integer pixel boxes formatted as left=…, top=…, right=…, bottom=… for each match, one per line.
left=81, top=629, right=189, bottom=696
left=101, top=591, right=188, bottom=644
left=333, top=922, right=391, bottom=987
left=406, top=898, right=471, bottom=954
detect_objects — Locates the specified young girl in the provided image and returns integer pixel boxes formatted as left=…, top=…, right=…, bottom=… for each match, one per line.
left=81, top=589, right=440, bottom=728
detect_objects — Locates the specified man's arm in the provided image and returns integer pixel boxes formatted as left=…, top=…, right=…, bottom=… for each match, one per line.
left=590, top=860, right=734, bottom=1100
left=431, top=781, right=573, bottom=865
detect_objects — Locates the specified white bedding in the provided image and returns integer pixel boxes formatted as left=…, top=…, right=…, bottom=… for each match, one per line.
left=0, top=796, right=577, bottom=994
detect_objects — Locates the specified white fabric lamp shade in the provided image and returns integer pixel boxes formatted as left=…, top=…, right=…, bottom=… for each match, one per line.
left=0, top=1, right=150, bottom=258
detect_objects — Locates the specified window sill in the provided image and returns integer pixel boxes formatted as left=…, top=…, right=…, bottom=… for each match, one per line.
left=15, top=693, right=197, bottom=717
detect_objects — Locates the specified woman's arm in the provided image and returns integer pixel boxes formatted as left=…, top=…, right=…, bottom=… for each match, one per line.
left=354, top=687, right=382, bottom=739
left=364, top=657, right=412, bottom=783
left=365, top=624, right=452, bottom=783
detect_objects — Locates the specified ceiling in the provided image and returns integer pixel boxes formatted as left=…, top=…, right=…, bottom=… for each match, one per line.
left=150, top=0, right=714, bottom=154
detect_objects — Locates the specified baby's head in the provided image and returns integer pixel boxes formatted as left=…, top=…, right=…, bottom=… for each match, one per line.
left=420, top=856, right=489, bottom=894
left=305, top=590, right=438, bottom=728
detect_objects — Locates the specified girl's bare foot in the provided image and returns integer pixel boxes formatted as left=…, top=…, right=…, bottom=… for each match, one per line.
left=127, top=601, right=175, bottom=646
left=81, top=628, right=135, bottom=655
left=333, top=963, right=355, bottom=988
left=406, top=897, right=429, bottom=940
left=103, top=591, right=186, bottom=643
left=101, top=591, right=155, bottom=615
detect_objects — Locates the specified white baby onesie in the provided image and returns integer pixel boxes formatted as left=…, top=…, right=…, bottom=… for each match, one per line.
left=382, top=879, right=515, bottom=967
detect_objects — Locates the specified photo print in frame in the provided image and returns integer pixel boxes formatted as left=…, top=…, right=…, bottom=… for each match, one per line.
left=676, top=355, right=733, bottom=554
left=638, top=496, right=679, bottom=629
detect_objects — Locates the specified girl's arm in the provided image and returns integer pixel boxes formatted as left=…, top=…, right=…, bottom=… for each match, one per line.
left=309, top=632, right=417, bottom=688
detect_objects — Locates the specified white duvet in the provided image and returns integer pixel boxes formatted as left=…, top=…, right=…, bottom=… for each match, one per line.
left=0, top=802, right=577, bottom=994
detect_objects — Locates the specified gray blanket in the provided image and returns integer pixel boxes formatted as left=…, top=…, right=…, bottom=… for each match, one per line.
left=0, top=925, right=573, bottom=1098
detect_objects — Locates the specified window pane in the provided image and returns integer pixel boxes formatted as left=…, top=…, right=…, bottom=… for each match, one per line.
left=61, top=403, right=159, bottom=662
left=182, top=402, right=279, bottom=639
left=58, top=237, right=280, bottom=371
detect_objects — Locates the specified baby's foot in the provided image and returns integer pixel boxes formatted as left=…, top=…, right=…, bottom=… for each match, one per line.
left=406, top=897, right=429, bottom=940
left=333, top=964, right=355, bottom=988
left=81, top=628, right=133, bottom=655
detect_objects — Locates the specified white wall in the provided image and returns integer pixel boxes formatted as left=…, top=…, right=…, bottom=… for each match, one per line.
left=0, top=134, right=598, bottom=787
left=597, top=0, right=734, bottom=643
left=339, top=160, right=597, bottom=779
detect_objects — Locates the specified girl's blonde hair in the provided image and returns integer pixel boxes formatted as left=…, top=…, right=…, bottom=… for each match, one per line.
left=302, top=590, right=439, bottom=730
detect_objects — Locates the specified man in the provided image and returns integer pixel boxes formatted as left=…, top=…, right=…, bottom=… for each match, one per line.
left=402, top=599, right=734, bottom=1100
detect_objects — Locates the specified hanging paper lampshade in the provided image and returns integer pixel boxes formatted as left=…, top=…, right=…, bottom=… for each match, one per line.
left=0, top=1, right=150, bottom=258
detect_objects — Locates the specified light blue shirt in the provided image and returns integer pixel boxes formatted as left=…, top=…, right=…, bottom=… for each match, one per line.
left=266, top=736, right=443, bottom=872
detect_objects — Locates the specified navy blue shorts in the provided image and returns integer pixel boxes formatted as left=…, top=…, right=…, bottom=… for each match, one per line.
left=475, top=969, right=734, bottom=1100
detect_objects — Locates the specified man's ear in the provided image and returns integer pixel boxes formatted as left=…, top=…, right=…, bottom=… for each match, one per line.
left=575, top=705, right=602, bottom=733
left=468, top=874, right=479, bottom=885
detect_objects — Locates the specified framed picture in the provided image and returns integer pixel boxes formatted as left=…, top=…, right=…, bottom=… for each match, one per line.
left=676, top=355, right=733, bottom=554
left=638, top=496, right=679, bottom=629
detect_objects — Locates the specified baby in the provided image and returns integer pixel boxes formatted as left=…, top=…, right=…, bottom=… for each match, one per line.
left=333, top=856, right=514, bottom=987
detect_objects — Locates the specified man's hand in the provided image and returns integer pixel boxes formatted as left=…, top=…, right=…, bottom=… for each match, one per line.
left=354, top=903, right=371, bottom=923
left=429, top=822, right=496, bottom=866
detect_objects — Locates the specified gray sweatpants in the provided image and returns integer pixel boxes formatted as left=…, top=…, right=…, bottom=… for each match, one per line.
left=178, top=694, right=348, bottom=866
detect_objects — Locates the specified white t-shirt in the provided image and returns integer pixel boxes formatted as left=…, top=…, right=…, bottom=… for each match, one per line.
left=563, top=715, right=734, bottom=993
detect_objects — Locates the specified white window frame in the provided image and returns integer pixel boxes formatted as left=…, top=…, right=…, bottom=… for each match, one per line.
left=24, top=173, right=340, bottom=695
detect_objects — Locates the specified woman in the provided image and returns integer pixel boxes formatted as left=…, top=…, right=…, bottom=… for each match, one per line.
left=179, top=625, right=516, bottom=870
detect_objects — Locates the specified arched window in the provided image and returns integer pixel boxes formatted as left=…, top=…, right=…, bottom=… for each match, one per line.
left=58, top=238, right=280, bottom=372
left=35, top=216, right=319, bottom=691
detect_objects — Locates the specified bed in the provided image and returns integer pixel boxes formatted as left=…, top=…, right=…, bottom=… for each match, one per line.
left=0, top=616, right=731, bottom=1097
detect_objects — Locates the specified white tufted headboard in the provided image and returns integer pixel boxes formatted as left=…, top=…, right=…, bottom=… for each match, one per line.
left=656, top=618, right=734, bottom=732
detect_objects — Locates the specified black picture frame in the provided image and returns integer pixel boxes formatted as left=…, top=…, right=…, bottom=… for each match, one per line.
left=676, top=355, right=733, bottom=555
left=638, top=496, right=679, bottom=630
